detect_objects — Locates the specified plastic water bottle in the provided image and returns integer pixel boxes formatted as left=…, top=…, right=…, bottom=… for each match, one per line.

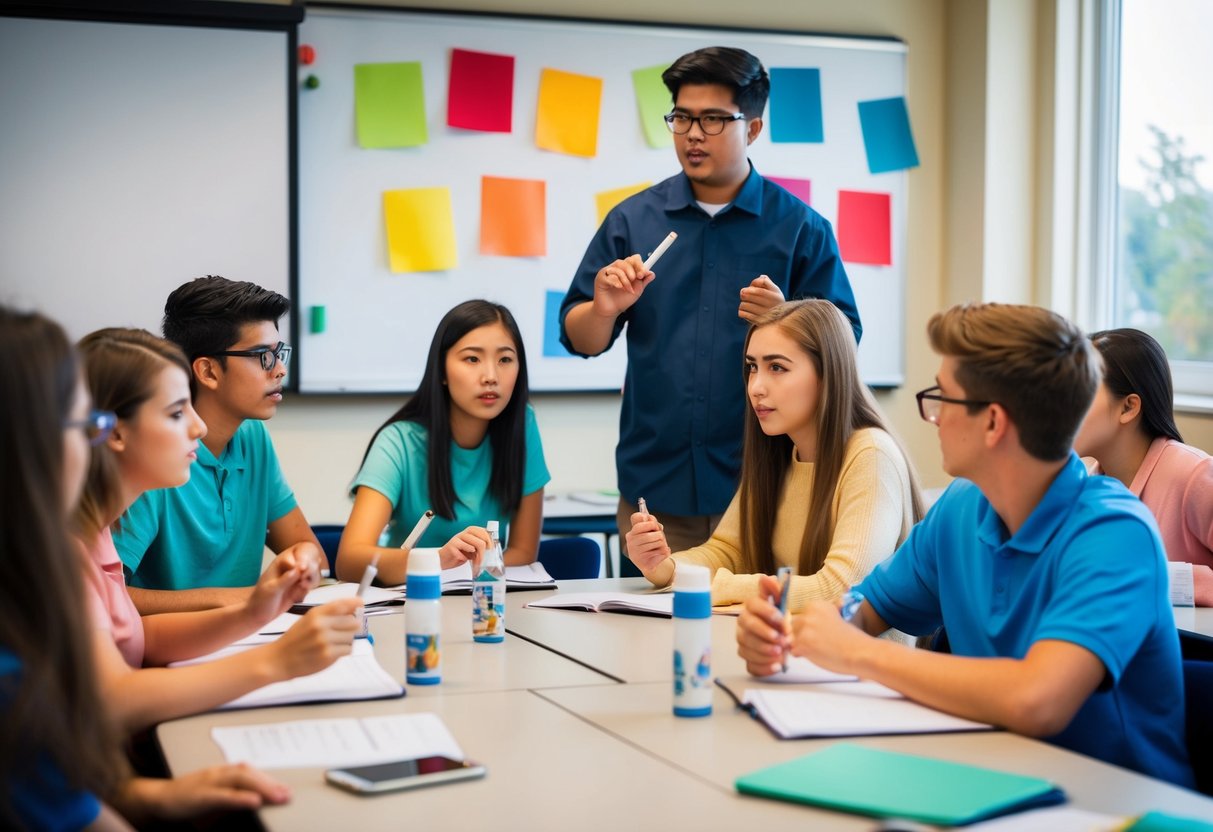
left=472, top=520, right=505, bottom=643
left=672, top=562, right=712, bottom=717
left=405, top=548, right=442, bottom=685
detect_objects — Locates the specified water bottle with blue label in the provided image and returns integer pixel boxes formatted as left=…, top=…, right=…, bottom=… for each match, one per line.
left=472, top=520, right=505, bottom=643
left=405, top=548, right=442, bottom=685
left=673, top=563, right=712, bottom=717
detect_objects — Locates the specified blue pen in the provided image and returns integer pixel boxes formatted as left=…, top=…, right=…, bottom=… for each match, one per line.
left=775, top=566, right=792, bottom=673
left=839, top=589, right=865, bottom=623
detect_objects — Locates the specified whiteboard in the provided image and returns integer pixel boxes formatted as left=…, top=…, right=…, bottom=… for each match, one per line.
left=297, top=7, right=909, bottom=392
left=0, top=15, right=291, bottom=343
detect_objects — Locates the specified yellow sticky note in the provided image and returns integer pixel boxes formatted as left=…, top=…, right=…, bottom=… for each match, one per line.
left=383, top=187, right=457, bottom=273
left=595, top=182, right=651, bottom=226
left=535, top=68, right=603, bottom=158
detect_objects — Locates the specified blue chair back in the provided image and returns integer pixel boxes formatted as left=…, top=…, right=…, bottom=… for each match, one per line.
left=312, top=524, right=344, bottom=574
left=1184, top=659, right=1213, bottom=795
left=537, top=537, right=601, bottom=580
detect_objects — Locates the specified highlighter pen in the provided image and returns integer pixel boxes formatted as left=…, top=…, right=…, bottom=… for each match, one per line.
left=775, top=566, right=792, bottom=673
left=839, top=589, right=865, bottom=623
left=399, top=509, right=435, bottom=551
left=642, top=231, right=678, bottom=271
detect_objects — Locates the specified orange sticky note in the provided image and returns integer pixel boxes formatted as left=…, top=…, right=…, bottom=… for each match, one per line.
left=481, top=176, right=546, bottom=257
left=535, top=68, right=603, bottom=158
left=595, top=182, right=651, bottom=226
left=383, top=187, right=457, bottom=273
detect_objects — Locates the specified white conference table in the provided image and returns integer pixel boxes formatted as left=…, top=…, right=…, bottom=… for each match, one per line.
left=1174, top=606, right=1213, bottom=642
left=157, top=579, right=1213, bottom=830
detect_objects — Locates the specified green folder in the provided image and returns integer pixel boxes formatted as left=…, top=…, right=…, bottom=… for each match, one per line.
left=735, top=743, right=1066, bottom=826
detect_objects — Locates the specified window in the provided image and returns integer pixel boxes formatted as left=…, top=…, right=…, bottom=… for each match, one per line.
left=1096, top=0, right=1213, bottom=401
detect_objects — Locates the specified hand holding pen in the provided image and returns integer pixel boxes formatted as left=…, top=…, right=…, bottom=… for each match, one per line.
left=625, top=496, right=672, bottom=575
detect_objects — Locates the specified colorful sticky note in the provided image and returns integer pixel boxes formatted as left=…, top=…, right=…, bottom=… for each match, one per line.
left=595, top=182, right=651, bottom=226
left=480, top=176, right=546, bottom=257
left=544, top=290, right=573, bottom=357
left=769, top=68, right=823, bottom=143
left=858, top=97, right=919, bottom=173
left=837, top=190, right=892, bottom=266
left=535, top=68, right=603, bottom=158
left=354, top=62, right=428, bottom=148
left=767, top=176, right=811, bottom=206
left=383, top=187, right=457, bottom=273
left=631, top=64, right=674, bottom=149
left=447, top=48, right=514, bottom=133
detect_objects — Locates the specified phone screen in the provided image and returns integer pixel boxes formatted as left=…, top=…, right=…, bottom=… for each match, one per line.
left=326, top=757, right=485, bottom=794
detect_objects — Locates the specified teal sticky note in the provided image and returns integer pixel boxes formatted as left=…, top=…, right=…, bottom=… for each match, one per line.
left=544, top=290, right=573, bottom=357
left=310, top=305, right=326, bottom=334
left=858, top=96, right=919, bottom=173
left=769, top=67, right=823, bottom=143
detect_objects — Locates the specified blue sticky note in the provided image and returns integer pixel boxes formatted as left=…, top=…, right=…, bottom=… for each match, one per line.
left=544, top=290, right=573, bottom=358
left=858, top=96, right=919, bottom=173
left=769, top=68, right=823, bottom=143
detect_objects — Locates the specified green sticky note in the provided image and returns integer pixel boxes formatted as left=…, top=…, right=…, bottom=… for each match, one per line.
left=354, top=62, right=427, bottom=148
left=310, top=305, right=326, bottom=334
left=631, top=64, right=674, bottom=149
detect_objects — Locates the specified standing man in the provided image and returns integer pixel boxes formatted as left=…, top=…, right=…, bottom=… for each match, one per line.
left=560, top=46, right=860, bottom=556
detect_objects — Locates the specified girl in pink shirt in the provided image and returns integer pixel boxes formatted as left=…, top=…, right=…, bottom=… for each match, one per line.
left=1074, top=328, right=1213, bottom=605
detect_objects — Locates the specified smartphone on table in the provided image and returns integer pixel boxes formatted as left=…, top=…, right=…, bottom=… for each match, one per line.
left=325, top=757, right=486, bottom=794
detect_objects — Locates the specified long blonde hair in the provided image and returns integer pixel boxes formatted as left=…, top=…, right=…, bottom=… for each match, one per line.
left=739, top=300, right=923, bottom=576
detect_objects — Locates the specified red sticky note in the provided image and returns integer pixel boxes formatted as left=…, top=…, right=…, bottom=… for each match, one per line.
left=481, top=176, right=546, bottom=257
left=837, top=190, right=891, bottom=266
left=768, top=176, right=811, bottom=206
left=448, top=48, right=514, bottom=133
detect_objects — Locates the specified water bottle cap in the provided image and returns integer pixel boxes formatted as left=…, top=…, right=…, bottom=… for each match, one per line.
left=673, top=562, right=710, bottom=591
left=486, top=520, right=499, bottom=536
left=407, top=547, right=441, bottom=575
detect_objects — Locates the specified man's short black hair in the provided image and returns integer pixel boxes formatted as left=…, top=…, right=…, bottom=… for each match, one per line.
left=162, top=275, right=290, bottom=364
left=662, top=46, right=770, bottom=120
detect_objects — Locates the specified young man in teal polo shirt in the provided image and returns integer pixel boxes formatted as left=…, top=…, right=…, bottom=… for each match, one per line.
left=737, top=302, right=1193, bottom=787
left=114, top=276, right=324, bottom=613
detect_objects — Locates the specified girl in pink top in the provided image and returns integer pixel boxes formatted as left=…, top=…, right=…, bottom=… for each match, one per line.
left=71, top=328, right=363, bottom=734
left=1074, top=328, right=1213, bottom=605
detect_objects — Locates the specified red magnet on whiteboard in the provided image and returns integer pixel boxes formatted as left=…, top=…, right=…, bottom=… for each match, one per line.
left=298, top=44, right=316, bottom=65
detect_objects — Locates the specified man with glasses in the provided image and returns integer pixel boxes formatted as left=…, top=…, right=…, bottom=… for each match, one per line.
left=737, top=302, right=1193, bottom=787
left=114, top=276, right=325, bottom=614
left=559, top=46, right=859, bottom=560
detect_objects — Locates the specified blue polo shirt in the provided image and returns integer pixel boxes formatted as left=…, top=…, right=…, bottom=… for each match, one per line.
left=350, top=406, right=550, bottom=549
left=859, top=454, right=1193, bottom=787
left=559, top=166, right=859, bottom=516
left=114, top=419, right=297, bottom=589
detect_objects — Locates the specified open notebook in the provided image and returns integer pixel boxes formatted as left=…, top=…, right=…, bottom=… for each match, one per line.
left=716, top=675, right=993, bottom=738
left=526, top=591, right=673, bottom=617
left=437, top=561, right=556, bottom=593
left=170, top=638, right=404, bottom=710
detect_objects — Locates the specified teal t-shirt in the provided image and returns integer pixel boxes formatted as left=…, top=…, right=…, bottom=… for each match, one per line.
left=113, top=420, right=297, bottom=589
left=351, top=405, right=550, bottom=548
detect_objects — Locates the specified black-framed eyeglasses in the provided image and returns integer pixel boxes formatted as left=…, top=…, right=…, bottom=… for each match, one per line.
left=213, top=341, right=292, bottom=372
left=915, top=385, right=992, bottom=425
left=663, top=111, right=746, bottom=135
left=65, top=409, right=117, bottom=446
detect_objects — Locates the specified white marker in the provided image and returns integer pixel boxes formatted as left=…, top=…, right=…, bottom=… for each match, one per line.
left=355, top=556, right=378, bottom=599
left=399, top=509, right=435, bottom=551
left=642, top=231, right=678, bottom=271
left=638, top=497, right=649, bottom=517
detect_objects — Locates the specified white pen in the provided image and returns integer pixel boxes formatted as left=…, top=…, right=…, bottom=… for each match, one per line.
left=642, top=231, right=678, bottom=271
left=355, top=553, right=379, bottom=599
left=399, top=509, right=435, bottom=551
left=638, top=497, right=649, bottom=517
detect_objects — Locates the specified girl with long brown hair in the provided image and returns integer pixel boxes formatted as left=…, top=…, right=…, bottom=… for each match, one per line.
left=627, top=300, right=922, bottom=611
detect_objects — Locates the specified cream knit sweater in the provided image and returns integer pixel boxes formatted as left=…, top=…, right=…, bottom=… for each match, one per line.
left=659, top=427, right=915, bottom=612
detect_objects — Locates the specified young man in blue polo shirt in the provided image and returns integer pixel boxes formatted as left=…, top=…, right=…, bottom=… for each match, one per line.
left=737, top=302, right=1192, bottom=787
left=559, top=46, right=859, bottom=557
left=114, top=276, right=324, bottom=613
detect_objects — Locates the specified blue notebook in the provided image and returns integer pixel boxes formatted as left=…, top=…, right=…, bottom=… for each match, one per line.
left=735, top=743, right=1066, bottom=826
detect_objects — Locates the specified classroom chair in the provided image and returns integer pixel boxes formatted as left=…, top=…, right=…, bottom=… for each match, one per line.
left=537, top=537, right=601, bottom=580
left=311, top=524, right=344, bottom=575
left=1183, top=659, right=1213, bottom=795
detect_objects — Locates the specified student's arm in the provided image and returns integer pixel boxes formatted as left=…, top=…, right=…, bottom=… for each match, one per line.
left=789, top=603, right=1107, bottom=736
left=265, top=505, right=325, bottom=576
left=141, top=553, right=319, bottom=666
left=1183, top=458, right=1213, bottom=605
left=127, top=585, right=252, bottom=615
left=93, top=598, right=361, bottom=734
left=106, top=767, right=289, bottom=827
left=562, top=253, right=653, bottom=356
left=502, top=489, right=543, bottom=566
left=337, top=486, right=409, bottom=584
left=789, top=213, right=862, bottom=343
left=626, top=494, right=745, bottom=590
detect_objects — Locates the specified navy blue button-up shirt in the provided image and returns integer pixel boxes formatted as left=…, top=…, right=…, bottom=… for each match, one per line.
left=559, top=166, right=860, bottom=516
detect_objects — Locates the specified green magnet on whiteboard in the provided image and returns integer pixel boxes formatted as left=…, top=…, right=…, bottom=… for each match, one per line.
left=303, top=74, right=320, bottom=89
left=310, top=305, right=326, bottom=334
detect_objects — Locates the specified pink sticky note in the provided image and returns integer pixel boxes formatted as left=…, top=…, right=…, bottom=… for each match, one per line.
left=768, top=176, right=811, bottom=206
left=448, top=48, right=514, bottom=133
left=837, top=190, right=892, bottom=266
